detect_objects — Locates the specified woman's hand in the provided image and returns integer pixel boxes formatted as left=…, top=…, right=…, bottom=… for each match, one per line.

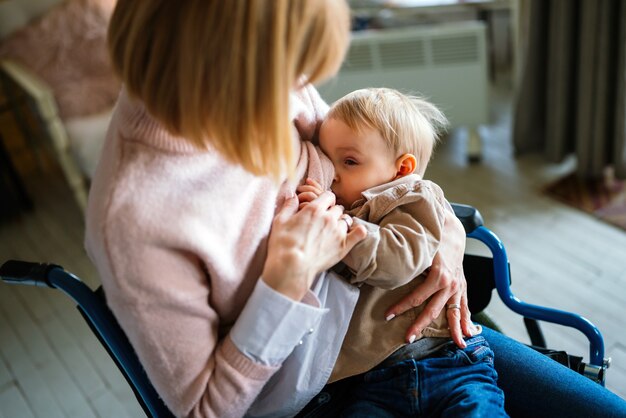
left=384, top=210, right=478, bottom=348
left=262, top=191, right=366, bottom=301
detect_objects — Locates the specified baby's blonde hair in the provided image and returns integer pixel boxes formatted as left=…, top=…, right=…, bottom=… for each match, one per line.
left=327, top=88, right=449, bottom=175
left=108, top=0, right=350, bottom=181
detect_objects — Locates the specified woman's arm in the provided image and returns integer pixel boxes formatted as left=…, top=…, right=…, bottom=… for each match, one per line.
left=92, top=237, right=276, bottom=418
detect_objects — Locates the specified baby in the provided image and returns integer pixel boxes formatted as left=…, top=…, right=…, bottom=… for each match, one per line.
left=297, top=88, right=507, bottom=417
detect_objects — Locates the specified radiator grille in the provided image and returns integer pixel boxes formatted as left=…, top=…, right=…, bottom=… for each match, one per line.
left=379, top=39, right=426, bottom=68
left=342, top=43, right=373, bottom=72
left=432, top=35, right=479, bottom=64
left=316, top=23, right=488, bottom=127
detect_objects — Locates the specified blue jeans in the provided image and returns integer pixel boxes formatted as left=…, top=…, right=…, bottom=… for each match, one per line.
left=482, top=327, right=626, bottom=418
left=294, top=336, right=506, bottom=418
left=297, top=327, right=626, bottom=418
left=340, top=336, right=506, bottom=418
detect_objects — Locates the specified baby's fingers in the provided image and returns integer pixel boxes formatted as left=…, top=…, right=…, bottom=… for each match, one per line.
left=297, top=191, right=320, bottom=205
left=305, top=178, right=324, bottom=191
left=297, top=184, right=324, bottom=195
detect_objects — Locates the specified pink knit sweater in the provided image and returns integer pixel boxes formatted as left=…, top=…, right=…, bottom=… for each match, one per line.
left=85, top=85, right=333, bottom=417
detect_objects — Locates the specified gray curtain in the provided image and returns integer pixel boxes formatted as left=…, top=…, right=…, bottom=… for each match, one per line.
left=513, top=0, right=626, bottom=180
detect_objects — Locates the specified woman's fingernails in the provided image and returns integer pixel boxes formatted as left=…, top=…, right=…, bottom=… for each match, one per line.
left=385, top=314, right=395, bottom=321
left=409, top=334, right=417, bottom=344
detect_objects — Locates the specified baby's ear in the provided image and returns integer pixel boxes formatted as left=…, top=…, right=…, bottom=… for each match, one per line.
left=395, top=154, right=417, bottom=178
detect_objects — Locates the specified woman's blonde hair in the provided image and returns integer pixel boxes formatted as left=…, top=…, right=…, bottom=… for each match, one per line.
left=108, top=0, right=350, bottom=180
left=327, top=88, right=448, bottom=175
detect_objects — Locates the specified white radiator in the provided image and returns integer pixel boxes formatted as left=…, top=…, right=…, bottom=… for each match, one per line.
left=317, top=21, right=489, bottom=130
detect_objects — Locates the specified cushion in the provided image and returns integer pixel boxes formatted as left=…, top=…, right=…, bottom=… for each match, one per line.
left=0, top=0, right=64, bottom=39
left=0, top=0, right=120, bottom=120
left=65, top=109, right=112, bottom=178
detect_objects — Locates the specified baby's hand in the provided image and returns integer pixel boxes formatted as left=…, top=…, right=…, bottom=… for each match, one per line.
left=297, top=178, right=326, bottom=210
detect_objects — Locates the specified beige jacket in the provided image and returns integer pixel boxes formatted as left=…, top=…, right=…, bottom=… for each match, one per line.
left=330, top=174, right=453, bottom=382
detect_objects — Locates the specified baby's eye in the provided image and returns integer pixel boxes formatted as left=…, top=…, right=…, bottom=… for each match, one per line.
left=344, top=158, right=358, bottom=166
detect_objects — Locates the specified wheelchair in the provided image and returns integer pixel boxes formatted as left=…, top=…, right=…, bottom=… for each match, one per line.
left=0, top=204, right=611, bottom=418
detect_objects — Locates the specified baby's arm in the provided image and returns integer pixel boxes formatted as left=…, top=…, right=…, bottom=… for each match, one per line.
left=344, top=181, right=448, bottom=289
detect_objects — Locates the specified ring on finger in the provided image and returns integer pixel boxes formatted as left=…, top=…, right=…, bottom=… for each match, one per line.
left=446, top=303, right=461, bottom=310
left=339, top=214, right=353, bottom=230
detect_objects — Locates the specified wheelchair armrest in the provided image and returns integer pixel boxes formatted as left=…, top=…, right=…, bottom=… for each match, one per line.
left=0, top=260, right=60, bottom=287
left=467, top=227, right=607, bottom=371
left=451, top=203, right=484, bottom=233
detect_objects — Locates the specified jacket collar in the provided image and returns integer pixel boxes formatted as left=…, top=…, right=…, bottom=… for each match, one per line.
left=350, top=173, right=422, bottom=209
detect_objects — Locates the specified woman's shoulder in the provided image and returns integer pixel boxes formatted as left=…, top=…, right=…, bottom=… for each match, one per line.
left=90, top=130, right=280, bottom=246
left=111, top=88, right=200, bottom=154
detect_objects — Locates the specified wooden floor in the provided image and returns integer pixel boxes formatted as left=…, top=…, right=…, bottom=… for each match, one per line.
left=0, top=78, right=625, bottom=417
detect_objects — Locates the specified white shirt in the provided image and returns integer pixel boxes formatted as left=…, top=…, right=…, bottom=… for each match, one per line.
left=231, top=271, right=359, bottom=418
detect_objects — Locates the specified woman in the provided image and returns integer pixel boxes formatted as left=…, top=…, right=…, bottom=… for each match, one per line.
left=86, top=1, right=626, bottom=417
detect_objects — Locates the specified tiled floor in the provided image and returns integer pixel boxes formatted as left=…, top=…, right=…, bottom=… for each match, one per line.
left=0, top=77, right=625, bottom=417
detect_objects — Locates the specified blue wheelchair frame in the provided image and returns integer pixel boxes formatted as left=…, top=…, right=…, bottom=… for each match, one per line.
left=0, top=261, right=175, bottom=418
left=469, top=226, right=606, bottom=378
left=0, top=204, right=609, bottom=418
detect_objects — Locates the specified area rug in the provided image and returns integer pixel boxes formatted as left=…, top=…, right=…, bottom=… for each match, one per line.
left=544, top=170, right=626, bottom=232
